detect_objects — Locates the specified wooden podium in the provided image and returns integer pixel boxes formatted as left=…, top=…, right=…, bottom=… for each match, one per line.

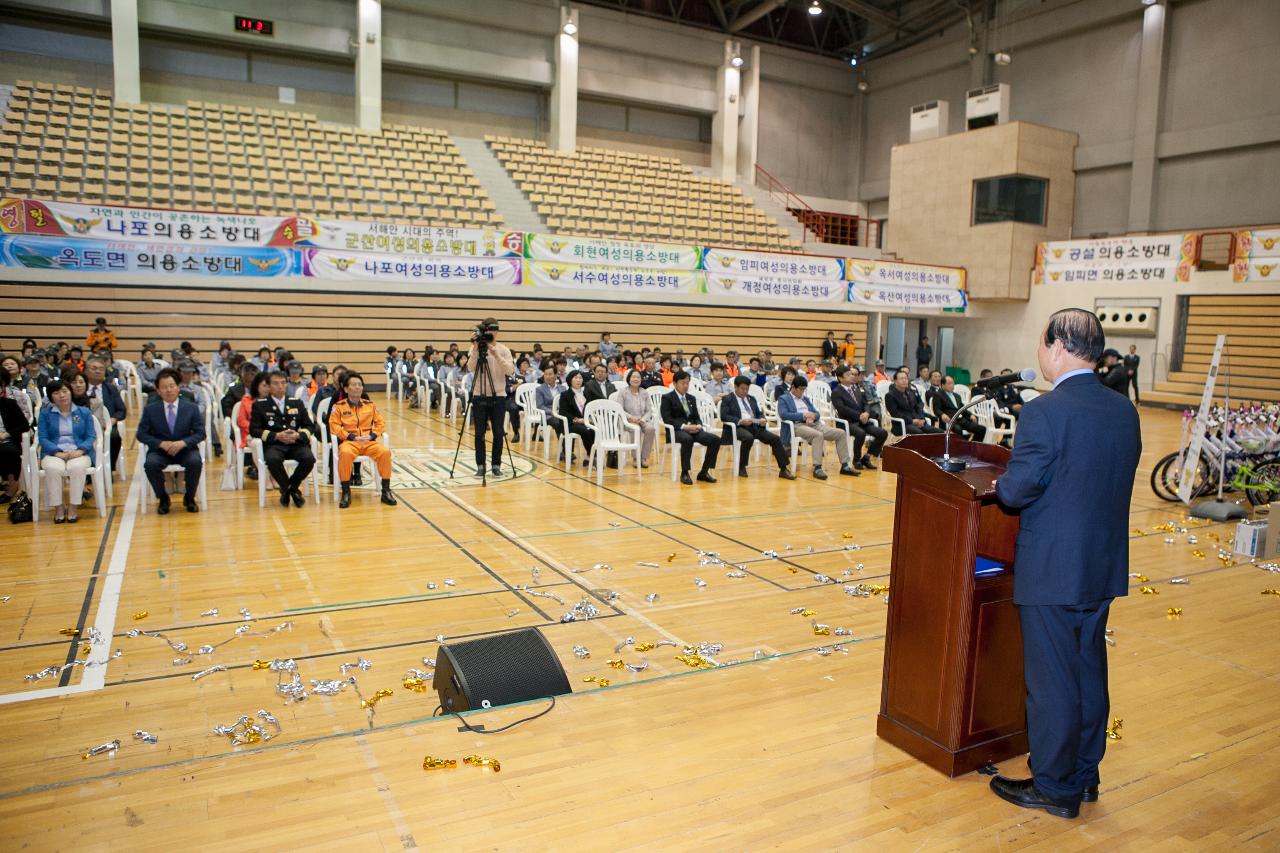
left=877, top=433, right=1028, bottom=777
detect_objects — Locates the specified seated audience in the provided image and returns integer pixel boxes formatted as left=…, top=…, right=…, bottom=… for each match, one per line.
left=304, top=364, right=337, bottom=415
left=991, top=369, right=1024, bottom=426
left=222, top=360, right=259, bottom=418
left=250, top=345, right=274, bottom=371
left=137, top=368, right=205, bottom=514
left=83, top=356, right=125, bottom=472
left=932, top=375, right=986, bottom=442
left=640, top=356, right=664, bottom=389
left=66, top=370, right=110, bottom=437
left=721, top=376, right=793, bottom=479
left=557, top=370, right=595, bottom=466
left=20, top=354, right=47, bottom=407
left=250, top=371, right=317, bottom=508
left=0, top=357, right=32, bottom=425
left=832, top=366, right=888, bottom=470
left=778, top=374, right=856, bottom=480
left=285, top=361, right=307, bottom=399
left=239, top=370, right=271, bottom=479
left=598, top=332, right=619, bottom=359
left=704, top=363, right=733, bottom=403
left=137, top=348, right=163, bottom=394
left=584, top=363, right=617, bottom=403
left=660, top=370, right=720, bottom=485
left=328, top=372, right=397, bottom=508
left=885, top=371, right=943, bottom=436
left=535, top=364, right=567, bottom=441
left=210, top=341, right=233, bottom=382
left=38, top=379, right=96, bottom=522
left=85, top=317, right=117, bottom=353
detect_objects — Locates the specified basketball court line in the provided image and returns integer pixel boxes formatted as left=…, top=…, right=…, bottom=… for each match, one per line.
left=0, top=475, right=142, bottom=706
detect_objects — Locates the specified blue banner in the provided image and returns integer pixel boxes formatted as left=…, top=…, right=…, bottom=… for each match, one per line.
left=0, top=234, right=297, bottom=277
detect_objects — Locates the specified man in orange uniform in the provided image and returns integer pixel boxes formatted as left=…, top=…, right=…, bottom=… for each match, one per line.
left=328, top=372, right=397, bottom=508
left=85, top=317, right=118, bottom=353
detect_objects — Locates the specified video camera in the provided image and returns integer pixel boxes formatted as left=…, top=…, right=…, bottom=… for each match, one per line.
left=471, top=318, right=499, bottom=345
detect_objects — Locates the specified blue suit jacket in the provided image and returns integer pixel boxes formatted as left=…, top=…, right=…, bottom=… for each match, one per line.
left=89, top=381, right=126, bottom=421
left=37, top=405, right=97, bottom=464
left=777, top=392, right=822, bottom=442
left=136, top=398, right=205, bottom=452
left=996, top=373, right=1141, bottom=606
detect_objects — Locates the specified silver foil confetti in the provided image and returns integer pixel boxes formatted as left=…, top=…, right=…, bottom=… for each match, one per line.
left=573, top=645, right=591, bottom=659
left=239, top=608, right=252, bottom=620
left=514, top=586, right=566, bottom=605
left=192, top=664, right=227, bottom=681
left=339, top=658, right=372, bottom=674
left=693, top=578, right=707, bottom=588
left=637, top=562, right=660, bottom=568
left=1187, top=535, right=1198, bottom=545
left=725, top=571, right=747, bottom=579
left=83, top=739, right=120, bottom=758
left=1168, top=577, right=1191, bottom=585
left=405, top=668, right=433, bottom=681
left=608, top=522, right=622, bottom=528
left=310, top=679, right=347, bottom=696
left=753, top=650, right=766, bottom=660
left=645, top=593, right=659, bottom=604
left=436, top=635, right=446, bottom=643
left=422, top=657, right=437, bottom=668
left=0, top=596, right=10, bottom=603
left=762, top=550, right=778, bottom=559
left=444, top=579, right=456, bottom=587
left=134, top=730, right=158, bottom=744
left=506, top=608, right=520, bottom=618
left=844, top=543, right=862, bottom=551
left=428, top=582, right=438, bottom=590
left=614, top=637, right=635, bottom=653
left=814, top=574, right=834, bottom=584
left=624, top=661, right=649, bottom=673
left=200, top=608, right=219, bottom=617
left=1105, top=636, right=1116, bottom=647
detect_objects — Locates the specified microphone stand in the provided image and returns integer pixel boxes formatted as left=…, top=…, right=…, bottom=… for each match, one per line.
left=935, top=393, right=988, bottom=473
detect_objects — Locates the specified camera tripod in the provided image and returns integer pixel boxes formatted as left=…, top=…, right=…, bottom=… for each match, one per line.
left=448, top=337, right=517, bottom=488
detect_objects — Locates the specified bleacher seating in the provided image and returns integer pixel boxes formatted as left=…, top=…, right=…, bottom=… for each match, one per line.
left=1145, top=294, right=1280, bottom=408
left=485, top=135, right=798, bottom=252
left=0, top=80, right=501, bottom=226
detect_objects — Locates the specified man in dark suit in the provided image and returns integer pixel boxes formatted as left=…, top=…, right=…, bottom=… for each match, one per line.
left=250, top=370, right=317, bottom=507
left=821, top=331, right=840, bottom=362
left=583, top=363, right=618, bottom=403
left=990, top=308, right=1142, bottom=820
left=831, top=366, right=887, bottom=469
left=993, top=369, right=1025, bottom=427
left=136, top=368, right=205, bottom=514
left=660, top=371, right=719, bottom=485
left=915, top=336, right=933, bottom=372
left=221, top=360, right=259, bottom=418
left=720, top=376, right=793, bottom=479
left=932, top=375, right=986, bottom=442
left=1096, top=349, right=1128, bottom=395
left=884, top=371, right=942, bottom=436
left=1123, top=345, right=1141, bottom=403
left=83, top=356, right=126, bottom=472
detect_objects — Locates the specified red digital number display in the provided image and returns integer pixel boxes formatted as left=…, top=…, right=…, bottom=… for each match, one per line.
left=234, top=16, right=274, bottom=36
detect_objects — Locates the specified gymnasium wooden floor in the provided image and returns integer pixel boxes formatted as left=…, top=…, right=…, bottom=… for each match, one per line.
left=1, top=400, right=1277, bottom=851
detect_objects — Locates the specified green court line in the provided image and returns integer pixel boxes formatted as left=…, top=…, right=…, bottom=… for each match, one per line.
left=283, top=590, right=457, bottom=612
left=519, top=500, right=892, bottom=540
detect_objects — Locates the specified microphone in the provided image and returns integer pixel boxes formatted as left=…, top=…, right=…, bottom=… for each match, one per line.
left=974, top=368, right=1036, bottom=390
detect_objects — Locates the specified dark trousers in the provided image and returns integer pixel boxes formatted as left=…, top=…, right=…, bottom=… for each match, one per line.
left=948, top=415, right=986, bottom=442
left=673, top=428, right=720, bottom=474
left=731, top=424, right=787, bottom=471
left=263, top=442, right=315, bottom=492
left=1128, top=376, right=1140, bottom=402
left=893, top=420, right=943, bottom=437
left=0, top=439, right=23, bottom=481
left=1019, top=600, right=1112, bottom=802
left=505, top=398, right=522, bottom=438
left=471, top=396, right=506, bottom=466
left=566, top=421, right=594, bottom=457
left=109, top=424, right=121, bottom=472
left=848, top=420, right=888, bottom=458
left=143, top=446, right=202, bottom=499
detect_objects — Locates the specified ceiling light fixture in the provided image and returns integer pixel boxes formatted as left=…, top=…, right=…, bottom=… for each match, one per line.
left=562, top=21, right=577, bottom=36
left=848, top=56, right=857, bottom=67
left=808, top=1, right=823, bottom=16
left=993, top=50, right=1012, bottom=66
left=857, top=78, right=869, bottom=93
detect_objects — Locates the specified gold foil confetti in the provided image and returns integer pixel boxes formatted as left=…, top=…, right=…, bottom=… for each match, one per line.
left=1131, top=528, right=1145, bottom=536
left=132, top=611, right=149, bottom=621
left=1132, top=574, right=1150, bottom=583
left=463, top=754, right=501, bottom=772
left=360, top=688, right=393, bottom=710
left=606, top=659, right=625, bottom=670
left=675, top=654, right=714, bottom=669
left=869, top=584, right=889, bottom=595
left=1167, top=607, right=1183, bottom=617
left=582, top=675, right=611, bottom=687
left=82, top=739, right=120, bottom=759
left=403, top=678, right=428, bottom=693
left=252, top=659, right=272, bottom=670
left=842, top=532, right=855, bottom=539
left=1106, top=718, right=1123, bottom=740
left=1261, top=589, right=1280, bottom=597
left=1139, top=586, right=1159, bottom=595
left=59, top=627, right=80, bottom=636
left=1191, top=550, right=1206, bottom=559
left=666, top=552, right=677, bottom=562
left=634, top=642, right=656, bottom=652
left=812, top=621, right=831, bottom=636
left=423, top=756, right=457, bottom=770
left=787, top=566, right=799, bottom=574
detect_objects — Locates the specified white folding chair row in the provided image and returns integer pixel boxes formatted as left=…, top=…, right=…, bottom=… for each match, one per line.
left=515, top=383, right=553, bottom=458
left=954, top=384, right=971, bottom=405
left=26, top=419, right=109, bottom=521
left=970, top=398, right=1016, bottom=445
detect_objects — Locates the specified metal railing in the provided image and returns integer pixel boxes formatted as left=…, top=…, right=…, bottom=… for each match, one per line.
left=754, top=164, right=881, bottom=248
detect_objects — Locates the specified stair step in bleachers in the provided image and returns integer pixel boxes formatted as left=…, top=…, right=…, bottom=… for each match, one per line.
left=0, top=80, right=501, bottom=228
left=484, top=134, right=799, bottom=253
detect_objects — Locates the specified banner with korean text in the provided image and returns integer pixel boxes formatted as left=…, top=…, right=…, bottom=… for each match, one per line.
left=524, top=233, right=700, bottom=270
left=0, top=234, right=296, bottom=277
left=1232, top=229, right=1280, bottom=281
left=1232, top=258, right=1280, bottom=283
left=703, top=272, right=846, bottom=305
left=303, top=250, right=521, bottom=285
left=525, top=261, right=704, bottom=295
left=300, top=220, right=522, bottom=257
left=1034, top=234, right=1194, bottom=284
left=702, top=247, right=844, bottom=280
left=847, top=281, right=967, bottom=311
left=845, top=258, right=965, bottom=291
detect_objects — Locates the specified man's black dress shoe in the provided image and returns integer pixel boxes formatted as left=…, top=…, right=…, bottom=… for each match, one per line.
left=738, top=468, right=748, bottom=478
left=696, top=470, right=716, bottom=483
left=840, top=464, right=861, bottom=476
left=184, top=497, right=199, bottom=513
left=279, top=491, right=291, bottom=507
left=157, top=496, right=171, bottom=515
left=290, top=488, right=305, bottom=508
left=989, top=776, right=1079, bottom=819
left=680, top=473, right=693, bottom=485
left=778, top=468, right=796, bottom=480
left=1082, top=785, right=1099, bottom=803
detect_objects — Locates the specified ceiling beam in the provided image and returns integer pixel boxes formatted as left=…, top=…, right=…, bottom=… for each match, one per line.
left=729, top=0, right=786, bottom=33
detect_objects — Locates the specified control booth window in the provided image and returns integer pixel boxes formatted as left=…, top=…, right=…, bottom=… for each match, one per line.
left=972, top=174, right=1048, bottom=226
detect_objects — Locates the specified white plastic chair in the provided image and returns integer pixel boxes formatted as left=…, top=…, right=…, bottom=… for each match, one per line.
left=955, top=384, right=971, bottom=405
left=1020, top=389, right=1041, bottom=402
left=551, top=391, right=591, bottom=474
left=688, top=376, right=706, bottom=395
left=723, top=392, right=771, bottom=476
left=330, top=431, right=392, bottom=499
left=314, top=397, right=334, bottom=480
left=584, top=400, right=642, bottom=485
left=30, top=418, right=108, bottom=521
left=135, top=432, right=208, bottom=514
left=515, top=383, right=551, bottom=457
left=250, top=434, right=322, bottom=507
left=970, top=398, right=1016, bottom=445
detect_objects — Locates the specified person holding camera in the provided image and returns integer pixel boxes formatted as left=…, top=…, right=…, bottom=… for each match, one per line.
left=466, top=317, right=516, bottom=477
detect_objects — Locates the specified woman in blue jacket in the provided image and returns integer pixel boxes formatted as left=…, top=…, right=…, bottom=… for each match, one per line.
left=38, top=379, right=97, bottom=523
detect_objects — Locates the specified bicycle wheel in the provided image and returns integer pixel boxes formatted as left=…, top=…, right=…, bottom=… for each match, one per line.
left=1158, top=452, right=1214, bottom=501
left=1245, top=459, right=1280, bottom=507
left=1150, top=453, right=1179, bottom=502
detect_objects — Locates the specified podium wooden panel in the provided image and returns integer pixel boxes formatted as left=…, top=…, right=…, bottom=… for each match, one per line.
left=877, top=434, right=1027, bottom=777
